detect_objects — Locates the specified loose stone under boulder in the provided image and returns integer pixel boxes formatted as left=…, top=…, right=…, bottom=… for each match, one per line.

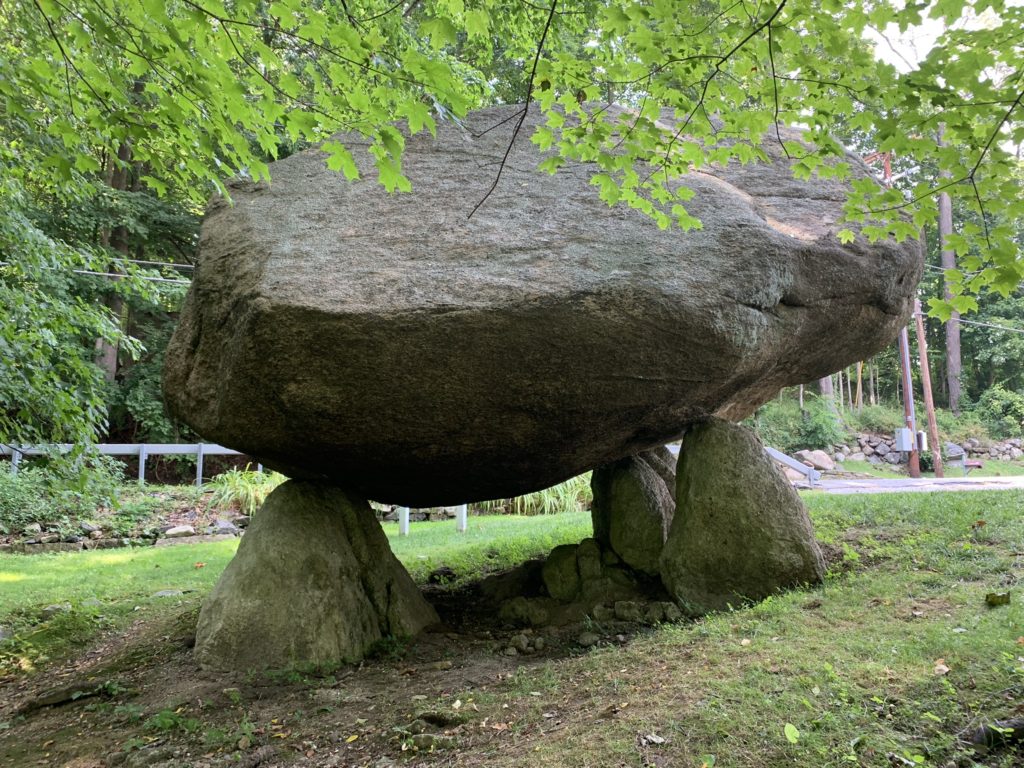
left=591, top=448, right=675, bottom=575
left=491, top=535, right=664, bottom=628
left=660, top=418, right=825, bottom=615
left=195, top=480, right=438, bottom=671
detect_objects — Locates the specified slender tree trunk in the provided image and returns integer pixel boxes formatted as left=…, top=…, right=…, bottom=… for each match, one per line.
left=94, top=141, right=132, bottom=383
left=938, top=126, right=962, bottom=413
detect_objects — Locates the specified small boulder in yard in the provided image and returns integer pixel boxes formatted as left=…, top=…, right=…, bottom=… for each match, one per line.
left=794, top=449, right=835, bottom=471
left=661, top=418, right=825, bottom=615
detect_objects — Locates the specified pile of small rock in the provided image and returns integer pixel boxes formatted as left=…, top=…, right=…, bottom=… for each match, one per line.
left=954, top=437, right=1024, bottom=461
left=804, top=434, right=1024, bottom=471
left=836, top=434, right=905, bottom=465
left=0, top=515, right=247, bottom=555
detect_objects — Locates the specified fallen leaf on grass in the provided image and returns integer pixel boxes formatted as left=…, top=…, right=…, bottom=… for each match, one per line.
left=271, top=731, right=291, bottom=739
left=933, top=659, right=951, bottom=676
left=345, top=734, right=359, bottom=743
left=194, top=562, right=205, bottom=569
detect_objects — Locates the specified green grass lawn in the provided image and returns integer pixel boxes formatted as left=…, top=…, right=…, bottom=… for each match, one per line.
left=2, top=492, right=1023, bottom=767
left=0, top=511, right=590, bottom=672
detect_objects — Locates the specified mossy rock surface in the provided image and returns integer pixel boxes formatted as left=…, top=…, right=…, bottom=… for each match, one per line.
left=195, top=480, right=437, bottom=671
left=660, top=418, right=824, bottom=614
left=591, top=451, right=674, bottom=575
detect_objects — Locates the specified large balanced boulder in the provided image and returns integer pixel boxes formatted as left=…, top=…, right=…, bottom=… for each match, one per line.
left=164, top=104, right=921, bottom=506
left=195, top=480, right=437, bottom=671
left=660, top=418, right=825, bottom=614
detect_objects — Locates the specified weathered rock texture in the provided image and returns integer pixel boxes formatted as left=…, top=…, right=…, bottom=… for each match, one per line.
left=492, top=536, right=661, bottom=628
left=165, top=103, right=922, bottom=506
left=660, top=418, right=825, bottom=614
left=591, top=449, right=675, bottom=574
left=195, top=480, right=437, bottom=671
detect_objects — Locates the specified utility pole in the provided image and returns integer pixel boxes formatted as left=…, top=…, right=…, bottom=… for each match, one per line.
left=867, top=148, right=921, bottom=478
left=897, top=327, right=921, bottom=478
left=914, top=299, right=943, bottom=477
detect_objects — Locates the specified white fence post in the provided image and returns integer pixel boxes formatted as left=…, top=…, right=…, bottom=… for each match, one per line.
left=137, top=444, right=147, bottom=484
left=398, top=507, right=410, bottom=536
left=455, top=504, right=468, bottom=533
left=195, top=443, right=205, bottom=486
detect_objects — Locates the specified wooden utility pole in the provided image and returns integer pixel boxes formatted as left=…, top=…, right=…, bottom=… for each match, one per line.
left=913, top=299, right=944, bottom=477
left=855, top=362, right=864, bottom=410
left=897, top=327, right=922, bottom=478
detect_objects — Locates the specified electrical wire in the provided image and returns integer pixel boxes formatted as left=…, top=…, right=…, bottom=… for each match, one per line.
left=0, top=261, right=191, bottom=285
left=953, top=317, right=1024, bottom=335
left=110, top=258, right=194, bottom=270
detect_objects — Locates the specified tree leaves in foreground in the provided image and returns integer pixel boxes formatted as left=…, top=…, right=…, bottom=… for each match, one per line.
left=5, top=1, right=1022, bottom=282
left=1, top=0, right=1022, bottom=444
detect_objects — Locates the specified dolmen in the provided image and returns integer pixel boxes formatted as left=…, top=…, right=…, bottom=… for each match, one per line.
left=164, top=104, right=921, bottom=671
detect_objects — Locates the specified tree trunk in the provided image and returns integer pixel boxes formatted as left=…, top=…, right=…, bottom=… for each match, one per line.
left=94, top=141, right=133, bottom=383
left=938, top=126, right=962, bottom=413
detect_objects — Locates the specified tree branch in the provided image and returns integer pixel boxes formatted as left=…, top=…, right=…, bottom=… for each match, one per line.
left=468, top=0, right=559, bottom=219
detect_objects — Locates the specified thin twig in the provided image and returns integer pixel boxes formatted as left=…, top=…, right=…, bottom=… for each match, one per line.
left=468, top=0, right=559, bottom=218
left=645, top=0, right=789, bottom=184
left=767, top=20, right=789, bottom=157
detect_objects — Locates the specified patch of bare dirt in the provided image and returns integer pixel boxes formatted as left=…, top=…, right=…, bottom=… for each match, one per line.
left=0, top=579, right=666, bottom=768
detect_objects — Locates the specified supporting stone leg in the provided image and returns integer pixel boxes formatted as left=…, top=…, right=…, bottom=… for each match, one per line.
left=659, top=417, right=824, bottom=615
left=195, top=480, right=438, bottom=672
left=590, top=446, right=676, bottom=575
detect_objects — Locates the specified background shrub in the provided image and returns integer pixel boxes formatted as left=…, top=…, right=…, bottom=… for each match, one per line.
left=748, top=397, right=848, bottom=453
left=0, top=450, right=124, bottom=533
left=0, top=468, right=49, bottom=533
left=967, top=385, right=1024, bottom=439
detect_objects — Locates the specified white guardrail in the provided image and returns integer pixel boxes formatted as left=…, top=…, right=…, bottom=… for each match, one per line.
left=0, top=443, right=246, bottom=486
left=1, top=443, right=814, bottom=535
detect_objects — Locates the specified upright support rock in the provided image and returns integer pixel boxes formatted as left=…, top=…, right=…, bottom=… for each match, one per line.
left=660, top=418, right=824, bottom=615
left=195, top=480, right=438, bottom=672
left=590, top=448, right=676, bottom=575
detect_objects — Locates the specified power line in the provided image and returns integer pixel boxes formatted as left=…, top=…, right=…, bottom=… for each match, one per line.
left=955, top=317, right=1024, bottom=335
left=0, top=261, right=191, bottom=285
left=110, top=258, right=195, bottom=270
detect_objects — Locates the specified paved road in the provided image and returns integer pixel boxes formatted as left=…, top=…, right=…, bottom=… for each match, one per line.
left=811, top=475, right=1024, bottom=495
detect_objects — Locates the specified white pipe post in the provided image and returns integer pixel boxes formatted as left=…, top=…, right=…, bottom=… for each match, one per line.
left=195, top=443, right=205, bottom=487
left=455, top=504, right=468, bottom=533
left=10, top=447, right=20, bottom=474
left=398, top=507, right=410, bottom=536
left=138, top=444, right=147, bottom=484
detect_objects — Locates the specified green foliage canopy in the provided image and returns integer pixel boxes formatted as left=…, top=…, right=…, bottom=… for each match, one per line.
left=1, top=0, right=1022, bottom=443
left=4, top=2, right=1020, bottom=233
